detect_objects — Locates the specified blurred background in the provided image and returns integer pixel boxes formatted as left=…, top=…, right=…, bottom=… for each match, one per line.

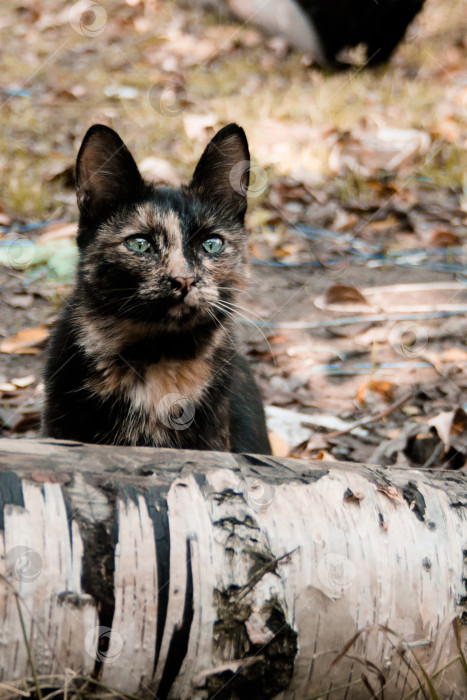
left=0, top=0, right=466, bottom=466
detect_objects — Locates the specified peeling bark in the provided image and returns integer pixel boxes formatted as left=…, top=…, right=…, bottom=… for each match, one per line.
left=0, top=438, right=466, bottom=699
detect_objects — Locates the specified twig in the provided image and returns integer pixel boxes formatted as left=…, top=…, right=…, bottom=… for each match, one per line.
left=313, top=390, right=414, bottom=442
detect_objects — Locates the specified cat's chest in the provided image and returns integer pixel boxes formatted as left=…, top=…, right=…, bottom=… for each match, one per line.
left=90, top=356, right=212, bottom=413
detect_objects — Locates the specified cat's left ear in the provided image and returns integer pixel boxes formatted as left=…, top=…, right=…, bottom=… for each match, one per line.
left=75, top=124, right=144, bottom=221
left=188, top=124, right=250, bottom=219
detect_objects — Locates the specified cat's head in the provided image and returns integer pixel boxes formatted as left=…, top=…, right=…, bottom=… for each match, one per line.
left=74, top=123, right=251, bottom=328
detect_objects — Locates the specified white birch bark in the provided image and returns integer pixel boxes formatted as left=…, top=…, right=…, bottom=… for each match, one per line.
left=0, top=438, right=466, bottom=699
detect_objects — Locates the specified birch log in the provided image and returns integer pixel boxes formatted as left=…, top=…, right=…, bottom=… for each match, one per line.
left=0, top=437, right=466, bottom=700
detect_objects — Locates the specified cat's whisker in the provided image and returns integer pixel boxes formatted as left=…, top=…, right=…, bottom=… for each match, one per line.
left=216, top=299, right=266, bottom=322
left=211, top=301, right=275, bottom=364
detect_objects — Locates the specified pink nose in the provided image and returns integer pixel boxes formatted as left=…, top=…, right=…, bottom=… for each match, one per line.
left=172, top=276, right=196, bottom=292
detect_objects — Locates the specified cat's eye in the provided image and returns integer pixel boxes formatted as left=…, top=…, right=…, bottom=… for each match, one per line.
left=126, top=237, right=152, bottom=254
left=202, top=237, right=223, bottom=254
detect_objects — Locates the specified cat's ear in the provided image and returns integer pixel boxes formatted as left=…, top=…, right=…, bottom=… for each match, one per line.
left=188, top=124, right=250, bottom=219
left=75, top=125, right=144, bottom=221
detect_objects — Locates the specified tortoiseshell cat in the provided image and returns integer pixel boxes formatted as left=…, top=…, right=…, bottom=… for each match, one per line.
left=42, top=123, right=271, bottom=454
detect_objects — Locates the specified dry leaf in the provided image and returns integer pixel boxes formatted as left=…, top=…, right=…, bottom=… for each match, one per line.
left=268, top=431, right=290, bottom=457
left=37, top=221, right=78, bottom=243
left=183, top=113, right=217, bottom=141
left=0, top=326, right=49, bottom=354
left=344, top=489, right=365, bottom=503
left=332, top=210, right=359, bottom=231
left=428, top=408, right=467, bottom=451
left=308, top=448, right=337, bottom=461
left=376, top=485, right=405, bottom=504
left=440, top=348, right=467, bottom=363
left=11, top=374, right=36, bottom=388
left=0, top=382, right=17, bottom=393
left=357, top=379, right=395, bottom=404
left=324, top=284, right=368, bottom=305
left=4, top=293, right=34, bottom=309
left=430, top=229, right=461, bottom=247
left=139, top=157, right=182, bottom=187
left=329, top=128, right=431, bottom=177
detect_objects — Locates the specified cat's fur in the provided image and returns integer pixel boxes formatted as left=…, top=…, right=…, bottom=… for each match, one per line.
left=194, top=0, right=425, bottom=68
left=42, top=123, right=271, bottom=454
left=297, top=0, right=425, bottom=68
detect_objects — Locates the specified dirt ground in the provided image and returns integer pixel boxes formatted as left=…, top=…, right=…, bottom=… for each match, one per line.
left=0, top=0, right=466, bottom=468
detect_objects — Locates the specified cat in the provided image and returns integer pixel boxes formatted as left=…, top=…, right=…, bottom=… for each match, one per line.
left=192, top=0, right=425, bottom=68
left=296, top=0, right=425, bottom=68
left=42, top=123, right=272, bottom=454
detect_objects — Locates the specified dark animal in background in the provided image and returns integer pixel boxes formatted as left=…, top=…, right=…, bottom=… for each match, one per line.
left=192, top=0, right=425, bottom=68
left=297, top=0, right=426, bottom=68
left=42, top=123, right=271, bottom=454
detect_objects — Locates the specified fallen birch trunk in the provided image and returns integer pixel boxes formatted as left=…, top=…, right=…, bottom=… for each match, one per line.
left=0, top=438, right=466, bottom=699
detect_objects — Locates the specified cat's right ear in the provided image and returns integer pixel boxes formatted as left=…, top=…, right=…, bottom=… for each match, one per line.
left=75, top=125, right=144, bottom=221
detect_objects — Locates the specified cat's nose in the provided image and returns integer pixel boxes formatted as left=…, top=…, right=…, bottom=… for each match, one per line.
left=171, top=276, right=197, bottom=293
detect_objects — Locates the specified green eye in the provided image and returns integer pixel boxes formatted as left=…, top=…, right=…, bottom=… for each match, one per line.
left=202, top=237, right=223, bottom=254
left=126, top=237, right=152, bottom=253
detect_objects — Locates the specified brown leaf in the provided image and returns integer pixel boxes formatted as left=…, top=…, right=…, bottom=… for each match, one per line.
left=430, top=229, right=461, bottom=247
left=268, top=431, right=290, bottom=457
left=344, top=489, right=365, bottom=504
left=357, top=379, right=395, bottom=404
left=0, top=326, right=49, bottom=354
left=10, top=413, right=41, bottom=434
left=324, top=284, right=368, bottom=305
left=376, top=485, right=405, bottom=504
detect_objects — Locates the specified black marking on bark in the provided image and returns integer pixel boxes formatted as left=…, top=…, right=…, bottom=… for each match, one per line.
left=459, top=551, right=467, bottom=624
left=209, top=592, right=297, bottom=699
left=422, top=556, right=432, bottom=570
left=157, top=537, right=194, bottom=699
left=402, top=481, right=426, bottom=522
left=62, top=487, right=76, bottom=546
left=0, top=472, right=24, bottom=530
left=193, top=472, right=208, bottom=491
left=67, top=484, right=117, bottom=680
left=117, top=483, right=141, bottom=505
left=57, top=591, right=95, bottom=608
left=145, top=489, right=171, bottom=675
left=137, top=466, right=155, bottom=476
left=237, top=453, right=328, bottom=482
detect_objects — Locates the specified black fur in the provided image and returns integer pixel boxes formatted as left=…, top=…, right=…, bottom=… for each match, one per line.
left=42, top=124, right=271, bottom=454
left=298, top=0, right=425, bottom=67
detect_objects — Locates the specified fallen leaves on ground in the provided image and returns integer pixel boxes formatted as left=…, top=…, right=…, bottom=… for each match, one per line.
left=0, top=326, right=49, bottom=354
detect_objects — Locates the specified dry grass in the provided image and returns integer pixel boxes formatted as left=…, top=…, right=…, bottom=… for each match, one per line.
left=0, top=0, right=465, bottom=221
